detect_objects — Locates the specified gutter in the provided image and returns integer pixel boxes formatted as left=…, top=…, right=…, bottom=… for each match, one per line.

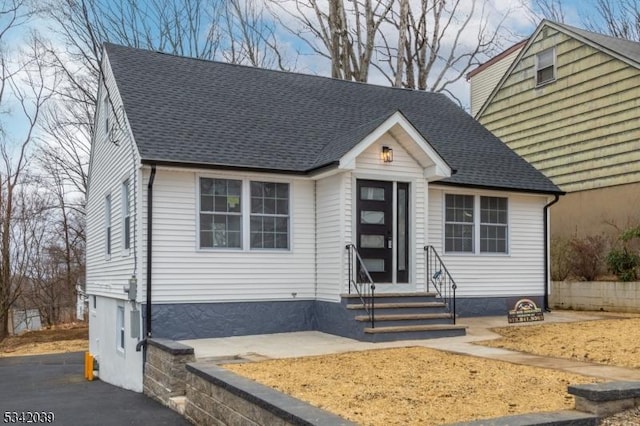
left=543, top=194, right=561, bottom=311
left=145, top=164, right=157, bottom=337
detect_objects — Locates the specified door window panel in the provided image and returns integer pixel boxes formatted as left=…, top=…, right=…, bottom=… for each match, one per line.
left=362, top=258, right=385, bottom=272
left=360, top=235, right=385, bottom=248
left=361, top=210, right=385, bottom=225
left=360, top=186, right=385, bottom=201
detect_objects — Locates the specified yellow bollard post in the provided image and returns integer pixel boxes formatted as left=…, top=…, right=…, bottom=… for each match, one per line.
left=84, top=352, right=94, bottom=381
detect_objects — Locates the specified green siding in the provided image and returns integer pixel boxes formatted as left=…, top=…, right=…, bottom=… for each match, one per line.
left=479, top=28, right=640, bottom=192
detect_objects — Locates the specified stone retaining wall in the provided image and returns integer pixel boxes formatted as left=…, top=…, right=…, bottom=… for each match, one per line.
left=184, top=362, right=355, bottom=426
left=143, top=337, right=640, bottom=426
left=143, top=338, right=195, bottom=405
left=550, top=281, right=640, bottom=313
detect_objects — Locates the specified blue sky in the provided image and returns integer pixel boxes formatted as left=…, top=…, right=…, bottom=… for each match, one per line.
left=0, top=0, right=626, bottom=144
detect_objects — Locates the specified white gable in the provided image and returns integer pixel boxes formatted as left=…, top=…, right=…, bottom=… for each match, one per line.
left=337, top=111, right=452, bottom=181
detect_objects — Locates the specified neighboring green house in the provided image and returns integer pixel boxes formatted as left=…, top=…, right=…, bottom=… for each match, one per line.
left=470, top=20, right=640, bottom=238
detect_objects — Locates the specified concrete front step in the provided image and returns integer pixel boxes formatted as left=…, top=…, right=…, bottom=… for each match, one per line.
left=355, top=313, right=453, bottom=327
left=341, top=292, right=438, bottom=304
left=347, top=302, right=446, bottom=309
left=362, top=324, right=467, bottom=342
left=340, top=292, right=464, bottom=341
left=347, top=302, right=448, bottom=316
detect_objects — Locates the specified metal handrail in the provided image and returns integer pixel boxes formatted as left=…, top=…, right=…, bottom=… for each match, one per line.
left=346, top=244, right=376, bottom=328
left=424, top=245, right=457, bottom=324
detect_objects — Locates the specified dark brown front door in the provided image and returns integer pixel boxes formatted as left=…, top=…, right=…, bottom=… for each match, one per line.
left=356, top=180, right=393, bottom=282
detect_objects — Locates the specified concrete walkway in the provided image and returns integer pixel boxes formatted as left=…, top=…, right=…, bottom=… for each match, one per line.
left=180, top=310, right=640, bottom=382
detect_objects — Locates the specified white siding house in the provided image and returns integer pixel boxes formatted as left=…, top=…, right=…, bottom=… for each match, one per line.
left=87, top=43, right=561, bottom=392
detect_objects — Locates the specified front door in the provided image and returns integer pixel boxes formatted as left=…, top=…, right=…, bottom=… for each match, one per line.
left=356, top=180, right=393, bottom=282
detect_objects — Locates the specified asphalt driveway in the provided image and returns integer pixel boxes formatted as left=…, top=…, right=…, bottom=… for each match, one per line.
left=0, top=352, right=189, bottom=425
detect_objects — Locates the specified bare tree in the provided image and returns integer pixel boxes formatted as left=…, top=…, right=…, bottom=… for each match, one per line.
left=222, top=0, right=291, bottom=70
left=21, top=192, right=84, bottom=327
left=0, top=36, right=56, bottom=339
left=584, top=0, right=640, bottom=41
left=523, top=0, right=566, bottom=25
left=269, top=0, right=394, bottom=81
left=36, top=0, right=292, bottom=204
left=377, top=0, right=511, bottom=103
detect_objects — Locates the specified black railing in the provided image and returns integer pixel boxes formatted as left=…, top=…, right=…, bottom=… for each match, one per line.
left=424, top=245, right=457, bottom=324
left=346, top=244, right=376, bottom=328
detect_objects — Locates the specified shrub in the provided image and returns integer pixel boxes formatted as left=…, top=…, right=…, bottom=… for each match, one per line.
left=606, top=248, right=640, bottom=282
left=568, top=235, right=607, bottom=281
left=606, top=225, right=640, bottom=282
left=550, top=237, right=572, bottom=281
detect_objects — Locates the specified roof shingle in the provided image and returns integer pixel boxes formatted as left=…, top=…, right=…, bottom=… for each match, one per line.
left=104, top=43, right=560, bottom=194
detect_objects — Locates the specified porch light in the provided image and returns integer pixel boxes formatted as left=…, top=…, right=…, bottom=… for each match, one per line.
left=381, top=146, right=393, bottom=163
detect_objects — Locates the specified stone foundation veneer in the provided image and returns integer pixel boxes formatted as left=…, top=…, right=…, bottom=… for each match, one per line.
left=143, top=338, right=195, bottom=405
left=145, top=296, right=544, bottom=341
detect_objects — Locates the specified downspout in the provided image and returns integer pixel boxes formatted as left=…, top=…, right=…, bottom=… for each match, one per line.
left=145, top=165, right=157, bottom=337
left=543, top=194, right=560, bottom=312
left=137, top=164, right=157, bottom=353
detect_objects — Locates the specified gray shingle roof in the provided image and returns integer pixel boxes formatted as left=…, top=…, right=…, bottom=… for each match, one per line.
left=553, top=21, right=640, bottom=66
left=104, top=43, right=560, bottom=194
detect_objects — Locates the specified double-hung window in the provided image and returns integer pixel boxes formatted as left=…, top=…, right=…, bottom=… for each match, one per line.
left=444, top=194, right=474, bottom=253
left=105, top=194, right=112, bottom=256
left=104, top=96, right=110, bottom=135
left=250, top=182, right=289, bottom=249
left=199, top=178, right=242, bottom=248
left=122, top=180, right=131, bottom=251
left=116, top=304, right=125, bottom=352
left=445, top=194, right=508, bottom=254
left=199, top=178, right=290, bottom=250
left=535, top=48, right=555, bottom=86
left=480, top=197, right=508, bottom=253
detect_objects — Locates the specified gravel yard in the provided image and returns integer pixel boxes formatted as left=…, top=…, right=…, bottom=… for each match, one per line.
left=225, top=314, right=640, bottom=425
left=224, top=346, right=598, bottom=425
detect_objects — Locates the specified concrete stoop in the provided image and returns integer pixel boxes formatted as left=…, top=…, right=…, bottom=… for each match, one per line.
left=342, top=292, right=467, bottom=341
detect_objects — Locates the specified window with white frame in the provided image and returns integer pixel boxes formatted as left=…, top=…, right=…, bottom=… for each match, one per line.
left=116, top=304, right=124, bottom=351
left=444, top=194, right=474, bottom=253
left=199, top=178, right=242, bottom=248
left=198, top=178, right=290, bottom=250
left=480, top=196, right=508, bottom=253
left=250, top=181, right=289, bottom=249
left=105, top=194, right=112, bottom=256
left=104, top=96, right=110, bottom=134
left=445, top=194, right=508, bottom=254
left=122, top=180, right=131, bottom=251
left=535, top=48, right=555, bottom=86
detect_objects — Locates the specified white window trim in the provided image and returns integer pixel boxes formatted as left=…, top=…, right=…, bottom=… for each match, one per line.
left=121, top=180, right=131, bottom=256
left=443, top=193, right=510, bottom=256
left=90, top=295, right=97, bottom=318
left=105, top=193, right=112, bottom=260
left=116, top=303, right=125, bottom=353
left=249, top=181, right=291, bottom=251
left=104, top=95, right=110, bottom=135
left=196, top=175, right=293, bottom=252
left=535, top=47, right=556, bottom=87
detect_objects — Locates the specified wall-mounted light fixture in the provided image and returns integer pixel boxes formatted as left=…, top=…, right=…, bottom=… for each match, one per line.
left=381, top=146, right=393, bottom=163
